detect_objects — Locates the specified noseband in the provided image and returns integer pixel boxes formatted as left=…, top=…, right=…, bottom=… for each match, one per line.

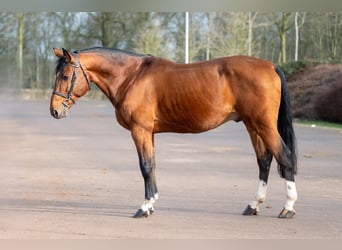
left=53, top=52, right=91, bottom=106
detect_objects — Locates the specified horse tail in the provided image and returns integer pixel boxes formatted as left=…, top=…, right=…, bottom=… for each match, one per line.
left=275, top=66, right=297, bottom=177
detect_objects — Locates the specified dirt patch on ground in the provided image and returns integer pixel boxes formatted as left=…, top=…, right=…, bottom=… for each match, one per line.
left=288, top=64, right=342, bottom=123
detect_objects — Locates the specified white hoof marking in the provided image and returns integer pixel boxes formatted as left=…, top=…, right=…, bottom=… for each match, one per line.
left=140, top=198, right=156, bottom=213
left=249, top=180, right=267, bottom=209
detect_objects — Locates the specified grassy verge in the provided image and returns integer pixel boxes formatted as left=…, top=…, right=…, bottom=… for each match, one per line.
left=295, top=119, right=342, bottom=129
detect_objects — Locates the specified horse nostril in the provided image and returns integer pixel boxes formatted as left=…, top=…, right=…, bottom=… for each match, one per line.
left=52, top=110, right=59, bottom=119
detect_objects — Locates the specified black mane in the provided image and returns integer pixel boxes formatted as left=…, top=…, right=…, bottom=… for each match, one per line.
left=76, top=47, right=151, bottom=58
left=55, top=47, right=152, bottom=74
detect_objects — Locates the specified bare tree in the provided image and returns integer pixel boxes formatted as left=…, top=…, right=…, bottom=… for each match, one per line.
left=0, top=13, right=17, bottom=87
left=274, top=12, right=294, bottom=63
left=247, top=12, right=258, bottom=56
left=324, top=12, right=342, bottom=62
left=134, top=13, right=171, bottom=57
left=17, top=12, right=24, bottom=88
left=81, top=12, right=149, bottom=50
left=211, top=12, right=248, bottom=58
left=294, top=12, right=306, bottom=61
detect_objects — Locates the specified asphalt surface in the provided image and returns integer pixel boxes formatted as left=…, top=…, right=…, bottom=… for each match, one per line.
left=0, top=99, right=341, bottom=239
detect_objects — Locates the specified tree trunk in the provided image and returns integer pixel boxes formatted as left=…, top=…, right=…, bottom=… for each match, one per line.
left=276, top=12, right=292, bottom=63
left=281, top=30, right=287, bottom=63
left=100, top=13, right=113, bottom=47
left=247, top=12, right=257, bottom=56
left=294, top=12, right=299, bottom=61
left=294, top=12, right=305, bottom=61
left=17, top=12, right=24, bottom=88
left=34, top=15, right=40, bottom=89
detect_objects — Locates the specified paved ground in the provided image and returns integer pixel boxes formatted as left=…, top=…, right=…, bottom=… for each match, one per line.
left=0, top=99, right=341, bottom=239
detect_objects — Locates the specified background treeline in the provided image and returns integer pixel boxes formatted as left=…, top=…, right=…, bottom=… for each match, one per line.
left=0, top=12, right=341, bottom=90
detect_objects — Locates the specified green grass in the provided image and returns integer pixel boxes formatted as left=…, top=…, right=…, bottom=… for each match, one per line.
left=295, top=119, right=342, bottom=129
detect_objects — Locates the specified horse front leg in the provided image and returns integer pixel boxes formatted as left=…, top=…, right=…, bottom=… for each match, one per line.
left=131, top=126, right=158, bottom=218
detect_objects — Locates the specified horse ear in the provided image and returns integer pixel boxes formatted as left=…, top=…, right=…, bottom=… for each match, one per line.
left=62, top=48, right=75, bottom=64
left=53, top=48, right=63, bottom=58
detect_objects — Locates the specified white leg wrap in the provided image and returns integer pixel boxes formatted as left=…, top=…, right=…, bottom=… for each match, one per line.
left=140, top=197, right=156, bottom=214
left=249, top=180, right=267, bottom=210
left=284, top=180, right=297, bottom=211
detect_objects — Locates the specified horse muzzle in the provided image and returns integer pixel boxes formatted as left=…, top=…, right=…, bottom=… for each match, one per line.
left=51, top=103, right=69, bottom=119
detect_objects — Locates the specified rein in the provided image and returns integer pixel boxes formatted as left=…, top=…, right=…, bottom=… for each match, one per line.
left=53, top=52, right=91, bottom=106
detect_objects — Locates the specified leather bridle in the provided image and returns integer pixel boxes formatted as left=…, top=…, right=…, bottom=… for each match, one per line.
left=53, top=52, right=91, bottom=107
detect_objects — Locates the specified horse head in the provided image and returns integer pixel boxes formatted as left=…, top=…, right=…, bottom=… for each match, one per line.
left=50, top=48, right=91, bottom=119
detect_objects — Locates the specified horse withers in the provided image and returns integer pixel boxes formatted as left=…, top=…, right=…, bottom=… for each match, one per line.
left=50, top=47, right=297, bottom=219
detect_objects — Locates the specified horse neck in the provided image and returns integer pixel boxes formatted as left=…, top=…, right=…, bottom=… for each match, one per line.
left=81, top=52, right=144, bottom=105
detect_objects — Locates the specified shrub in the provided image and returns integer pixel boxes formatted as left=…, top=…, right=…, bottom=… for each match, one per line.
left=278, top=61, right=308, bottom=79
left=286, top=63, right=342, bottom=124
left=314, top=84, right=342, bottom=123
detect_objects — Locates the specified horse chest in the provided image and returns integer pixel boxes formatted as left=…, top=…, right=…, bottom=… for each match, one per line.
left=115, top=108, right=132, bottom=130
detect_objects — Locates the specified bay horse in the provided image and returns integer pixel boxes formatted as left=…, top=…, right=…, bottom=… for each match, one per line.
left=50, top=47, right=297, bottom=219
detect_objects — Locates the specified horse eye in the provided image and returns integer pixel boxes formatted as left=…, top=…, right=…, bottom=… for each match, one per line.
left=63, top=75, right=69, bottom=81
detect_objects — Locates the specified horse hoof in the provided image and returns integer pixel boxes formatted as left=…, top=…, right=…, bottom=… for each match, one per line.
left=242, top=205, right=258, bottom=216
left=278, top=208, right=295, bottom=218
left=133, top=208, right=149, bottom=218
left=133, top=207, right=154, bottom=218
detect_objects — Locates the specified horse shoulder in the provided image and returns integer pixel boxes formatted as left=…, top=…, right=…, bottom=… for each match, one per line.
left=116, top=76, right=157, bottom=131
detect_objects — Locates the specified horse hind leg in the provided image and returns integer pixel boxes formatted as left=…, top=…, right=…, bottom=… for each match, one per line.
left=259, top=128, right=298, bottom=218
left=243, top=153, right=273, bottom=216
left=243, top=125, right=273, bottom=216
left=276, top=141, right=298, bottom=218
